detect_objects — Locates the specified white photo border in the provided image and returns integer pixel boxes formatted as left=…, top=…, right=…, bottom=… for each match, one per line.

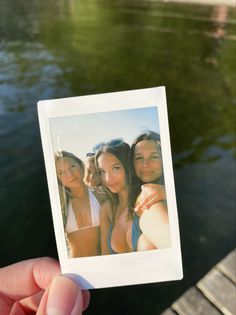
left=38, top=86, right=183, bottom=289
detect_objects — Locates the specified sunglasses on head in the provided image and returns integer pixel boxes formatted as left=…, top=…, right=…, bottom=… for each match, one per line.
left=86, top=152, right=95, bottom=157
left=93, top=138, right=124, bottom=153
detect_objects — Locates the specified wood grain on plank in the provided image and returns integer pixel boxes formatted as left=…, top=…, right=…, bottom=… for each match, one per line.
left=161, top=308, right=177, bottom=315
left=197, top=268, right=236, bottom=315
left=172, top=287, right=221, bottom=315
left=217, top=250, right=236, bottom=284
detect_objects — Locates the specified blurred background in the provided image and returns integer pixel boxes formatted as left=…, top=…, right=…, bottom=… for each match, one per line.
left=0, top=0, right=235, bottom=314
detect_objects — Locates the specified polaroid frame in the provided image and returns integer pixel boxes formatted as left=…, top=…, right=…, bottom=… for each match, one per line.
left=38, top=86, right=183, bottom=289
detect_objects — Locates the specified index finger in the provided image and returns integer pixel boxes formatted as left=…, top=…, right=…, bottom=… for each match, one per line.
left=0, top=257, right=60, bottom=302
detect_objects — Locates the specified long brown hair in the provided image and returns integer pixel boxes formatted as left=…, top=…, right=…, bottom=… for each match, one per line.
left=129, top=131, right=164, bottom=211
left=95, top=140, right=132, bottom=221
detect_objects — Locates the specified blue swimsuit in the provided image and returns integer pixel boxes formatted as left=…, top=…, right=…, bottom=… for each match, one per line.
left=108, top=214, right=141, bottom=254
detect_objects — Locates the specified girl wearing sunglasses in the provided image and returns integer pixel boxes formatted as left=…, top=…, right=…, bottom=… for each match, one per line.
left=95, top=139, right=141, bottom=254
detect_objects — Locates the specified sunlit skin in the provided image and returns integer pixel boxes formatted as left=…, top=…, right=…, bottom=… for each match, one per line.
left=133, top=140, right=166, bottom=213
left=98, top=152, right=132, bottom=254
left=56, top=156, right=100, bottom=258
left=133, top=140, right=170, bottom=250
left=138, top=200, right=170, bottom=249
left=56, top=157, right=85, bottom=192
left=84, top=158, right=101, bottom=188
left=97, top=152, right=126, bottom=194
left=133, top=140, right=162, bottom=183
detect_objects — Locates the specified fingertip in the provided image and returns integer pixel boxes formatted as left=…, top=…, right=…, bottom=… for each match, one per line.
left=82, top=290, right=90, bottom=311
left=62, top=274, right=90, bottom=312
left=46, top=275, right=83, bottom=315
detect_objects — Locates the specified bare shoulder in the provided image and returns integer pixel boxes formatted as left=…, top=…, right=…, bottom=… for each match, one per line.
left=155, top=200, right=167, bottom=210
left=137, top=233, right=156, bottom=251
left=148, top=200, right=169, bottom=223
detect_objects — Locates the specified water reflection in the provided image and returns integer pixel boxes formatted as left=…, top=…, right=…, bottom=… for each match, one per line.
left=0, top=0, right=235, bottom=314
left=1, top=1, right=235, bottom=159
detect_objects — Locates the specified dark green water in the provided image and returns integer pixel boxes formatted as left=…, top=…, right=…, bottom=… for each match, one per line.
left=0, top=0, right=235, bottom=313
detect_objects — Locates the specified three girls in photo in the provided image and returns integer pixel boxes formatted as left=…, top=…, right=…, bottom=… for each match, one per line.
left=55, top=131, right=171, bottom=258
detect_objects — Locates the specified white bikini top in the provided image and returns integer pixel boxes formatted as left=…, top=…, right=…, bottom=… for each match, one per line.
left=65, top=189, right=100, bottom=234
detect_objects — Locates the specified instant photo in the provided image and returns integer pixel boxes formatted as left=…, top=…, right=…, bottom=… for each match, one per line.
left=38, top=86, right=183, bottom=289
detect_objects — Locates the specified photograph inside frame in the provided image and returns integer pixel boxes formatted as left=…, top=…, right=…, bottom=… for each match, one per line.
left=50, top=106, right=171, bottom=259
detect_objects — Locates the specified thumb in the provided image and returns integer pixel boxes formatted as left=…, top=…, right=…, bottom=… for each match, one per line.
left=37, top=275, right=90, bottom=315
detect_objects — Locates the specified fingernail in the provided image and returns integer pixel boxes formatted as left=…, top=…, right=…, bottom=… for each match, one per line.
left=46, top=276, right=82, bottom=315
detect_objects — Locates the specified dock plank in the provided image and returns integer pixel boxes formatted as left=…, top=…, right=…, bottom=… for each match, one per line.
left=172, top=287, right=221, bottom=315
left=161, top=308, right=177, bottom=315
left=197, top=268, right=236, bottom=315
left=161, top=249, right=236, bottom=315
left=217, top=250, right=236, bottom=284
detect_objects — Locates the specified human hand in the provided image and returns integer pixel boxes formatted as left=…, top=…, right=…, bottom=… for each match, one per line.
left=0, top=257, right=90, bottom=315
left=135, top=184, right=166, bottom=216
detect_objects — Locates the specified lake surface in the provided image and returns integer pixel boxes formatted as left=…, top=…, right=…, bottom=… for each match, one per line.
left=0, top=0, right=235, bottom=314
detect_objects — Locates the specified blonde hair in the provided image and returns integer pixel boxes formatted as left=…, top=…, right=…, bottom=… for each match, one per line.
left=55, top=150, right=85, bottom=226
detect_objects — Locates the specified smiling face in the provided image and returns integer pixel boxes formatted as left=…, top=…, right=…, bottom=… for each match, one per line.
left=84, top=158, right=101, bottom=187
left=133, top=140, right=162, bottom=183
left=97, top=152, right=126, bottom=194
left=56, top=157, right=84, bottom=189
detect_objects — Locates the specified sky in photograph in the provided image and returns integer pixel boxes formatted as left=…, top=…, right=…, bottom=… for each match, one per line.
left=50, top=106, right=159, bottom=161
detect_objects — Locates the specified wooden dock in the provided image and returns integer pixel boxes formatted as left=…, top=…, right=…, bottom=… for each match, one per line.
left=162, top=249, right=236, bottom=315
